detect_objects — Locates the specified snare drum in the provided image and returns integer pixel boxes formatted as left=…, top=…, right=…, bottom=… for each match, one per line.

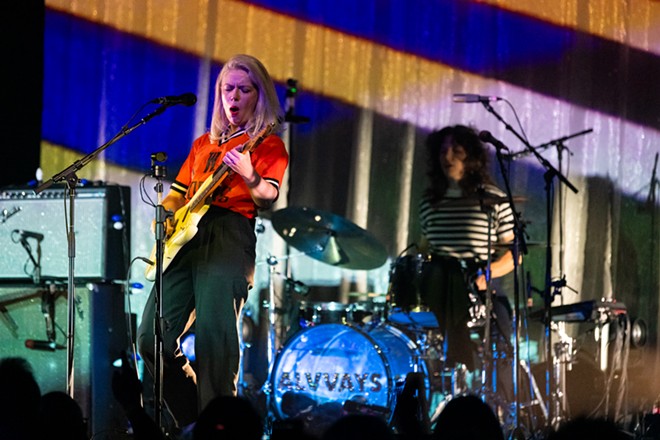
left=271, top=323, right=428, bottom=433
left=347, top=300, right=387, bottom=326
left=299, top=301, right=350, bottom=328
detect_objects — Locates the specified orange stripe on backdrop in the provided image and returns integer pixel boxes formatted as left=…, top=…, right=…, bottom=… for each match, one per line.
left=45, top=0, right=660, bottom=57
left=42, top=0, right=513, bottom=130
left=476, top=0, right=660, bottom=55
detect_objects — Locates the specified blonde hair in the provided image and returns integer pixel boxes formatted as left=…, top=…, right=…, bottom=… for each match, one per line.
left=209, top=54, right=283, bottom=141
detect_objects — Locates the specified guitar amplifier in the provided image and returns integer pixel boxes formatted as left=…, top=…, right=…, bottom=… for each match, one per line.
left=0, top=183, right=130, bottom=283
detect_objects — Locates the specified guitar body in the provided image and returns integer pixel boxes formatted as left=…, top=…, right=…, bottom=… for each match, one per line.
left=144, top=203, right=210, bottom=281
left=144, top=123, right=275, bottom=281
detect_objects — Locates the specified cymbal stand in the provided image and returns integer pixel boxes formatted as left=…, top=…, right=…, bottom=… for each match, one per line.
left=479, top=203, right=496, bottom=404
left=262, top=253, right=281, bottom=439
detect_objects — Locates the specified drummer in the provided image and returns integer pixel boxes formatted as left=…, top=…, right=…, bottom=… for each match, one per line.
left=416, top=125, right=517, bottom=391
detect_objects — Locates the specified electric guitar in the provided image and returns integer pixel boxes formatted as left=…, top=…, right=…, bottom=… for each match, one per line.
left=144, top=123, right=275, bottom=281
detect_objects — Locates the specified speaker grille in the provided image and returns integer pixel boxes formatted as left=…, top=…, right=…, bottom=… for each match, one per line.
left=0, top=184, right=130, bottom=282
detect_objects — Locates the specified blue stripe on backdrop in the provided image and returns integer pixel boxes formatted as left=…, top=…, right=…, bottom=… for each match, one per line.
left=242, top=0, right=660, bottom=130
left=43, top=10, right=203, bottom=171
left=42, top=9, right=361, bottom=174
left=42, top=3, right=660, bottom=176
left=241, top=0, right=572, bottom=70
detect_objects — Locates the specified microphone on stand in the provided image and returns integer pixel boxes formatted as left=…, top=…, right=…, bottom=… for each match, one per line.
left=452, top=93, right=502, bottom=103
left=478, top=130, right=511, bottom=152
left=25, top=339, right=65, bottom=351
left=284, top=277, right=310, bottom=295
left=13, top=229, right=44, bottom=241
left=150, top=93, right=197, bottom=107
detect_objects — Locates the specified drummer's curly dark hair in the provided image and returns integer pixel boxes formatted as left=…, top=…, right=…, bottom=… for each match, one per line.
left=424, top=124, right=494, bottom=204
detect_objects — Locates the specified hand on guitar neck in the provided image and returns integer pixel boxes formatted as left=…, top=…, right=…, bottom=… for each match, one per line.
left=144, top=123, right=276, bottom=281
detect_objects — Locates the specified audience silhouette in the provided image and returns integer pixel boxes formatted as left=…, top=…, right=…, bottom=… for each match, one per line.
left=38, top=390, right=88, bottom=439
left=545, top=416, right=629, bottom=440
left=192, top=395, right=263, bottom=440
left=111, top=351, right=167, bottom=439
left=432, top=394, right=505, bottom=440
left=3, top=353, right=642, bottom=440
left=321, top=413, right=396, bottom=440
left=0, top=356, right=42, bottom=440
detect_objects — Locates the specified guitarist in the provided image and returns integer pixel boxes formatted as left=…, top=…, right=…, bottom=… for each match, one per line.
left=136, top=54, right=289, bottom=432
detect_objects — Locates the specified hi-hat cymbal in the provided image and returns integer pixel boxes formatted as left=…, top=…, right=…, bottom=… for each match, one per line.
left=271, top=206, right=388, bottom=270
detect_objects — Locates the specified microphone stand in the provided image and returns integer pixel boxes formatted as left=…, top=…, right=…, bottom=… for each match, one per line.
left=150, top=153, right=170, bottom=430
left=488, top=139, right=528, bottom=439
left=481, top=101, right=580, bottom=431
left=34, top=103, right=171, bottom=398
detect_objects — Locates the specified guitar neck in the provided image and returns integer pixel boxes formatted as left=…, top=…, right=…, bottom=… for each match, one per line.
left=186, top=123, right=275, bottom=212
left=188, top=163, right=231, bottom=212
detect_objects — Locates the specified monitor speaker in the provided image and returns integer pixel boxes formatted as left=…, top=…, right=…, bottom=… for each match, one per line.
left=0, top=282, right=132, bottom=437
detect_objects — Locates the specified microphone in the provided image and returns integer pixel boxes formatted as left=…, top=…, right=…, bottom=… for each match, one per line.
left=13, top=229, right=44, bottom=241
left=284, top=277, right=310, bottom=295
left=151, top=92, right=197, bottom=107
left=25, top=339, right=65, bottom=351
left=453, top=93, right=502, bottom=103
left=478, top=130, right=510, bottom=152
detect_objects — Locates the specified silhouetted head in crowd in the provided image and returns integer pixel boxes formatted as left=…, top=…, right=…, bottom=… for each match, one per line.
left=432, top=395, right=504, bottom=440
left=192, top=395, right=262, bottom=440
left=546, top=416, right=628, bottom=440
left=39, top=391, right=88, bottom=440
left=0, top=356, right=41, bottom=440
left=321, top=414, right=395, bottom=440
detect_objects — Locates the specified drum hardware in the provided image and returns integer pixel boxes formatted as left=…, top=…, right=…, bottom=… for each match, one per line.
left=528, top=299, right=630, bottom=425
left=298, top=301, right=350, bottom=328
left=261, top=253, right=311, bottom=436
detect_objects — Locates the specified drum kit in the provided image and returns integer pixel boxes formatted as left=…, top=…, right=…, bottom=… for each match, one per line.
left=259, top=206, right=480, bottom=436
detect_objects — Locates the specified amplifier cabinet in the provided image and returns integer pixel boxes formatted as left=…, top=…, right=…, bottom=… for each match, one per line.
left=0, top=184, right=130, bottom=282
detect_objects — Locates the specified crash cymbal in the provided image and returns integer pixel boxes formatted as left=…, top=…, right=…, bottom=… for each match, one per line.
left=441, top=194, right=527, bottom=207
left=271, top=206, right=388, bottom=270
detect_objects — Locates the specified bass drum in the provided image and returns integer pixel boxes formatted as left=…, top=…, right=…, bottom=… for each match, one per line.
left=271, top=323, right=427, bottom=433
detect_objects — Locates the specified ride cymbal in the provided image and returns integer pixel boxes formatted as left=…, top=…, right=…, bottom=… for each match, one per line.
left=271, top=206, right=388, bottom=270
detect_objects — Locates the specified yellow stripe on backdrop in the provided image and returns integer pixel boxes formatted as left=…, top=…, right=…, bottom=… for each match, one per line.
left=476, top=0, right=660, bottom=55
left=43, top=0, right=507, bottom=130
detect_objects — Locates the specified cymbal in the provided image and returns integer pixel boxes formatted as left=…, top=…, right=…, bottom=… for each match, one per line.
left=441, top=194, right=526, bottom=207
left=271, top=206, right=388, bottom=270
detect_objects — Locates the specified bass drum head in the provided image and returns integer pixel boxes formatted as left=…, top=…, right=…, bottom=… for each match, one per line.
left=271, top=323, right=426, bottom=434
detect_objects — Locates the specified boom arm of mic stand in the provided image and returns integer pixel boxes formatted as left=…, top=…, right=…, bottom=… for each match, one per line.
left=481, top=101, right=578, bottom=195
left=35, top=105, right=168, bottom=194
left=31, top=103, right=170, bottom=399
left=534, top=128, right=593, bottom=150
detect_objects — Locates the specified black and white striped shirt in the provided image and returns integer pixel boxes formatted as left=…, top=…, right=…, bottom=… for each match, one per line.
left=419, top=184, right=515, bottom=263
